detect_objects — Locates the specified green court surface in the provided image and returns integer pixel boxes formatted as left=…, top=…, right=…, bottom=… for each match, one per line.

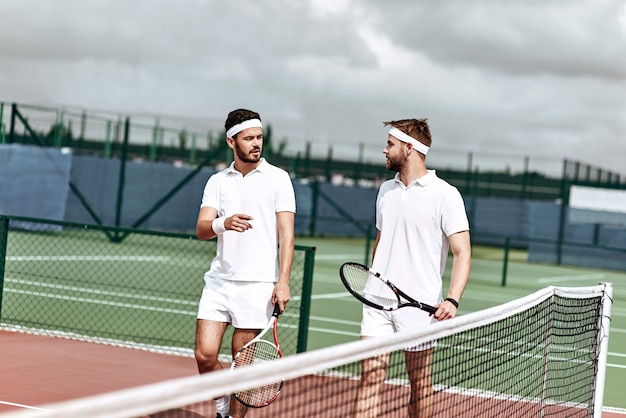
left=294, top=236, right=626, bottom=411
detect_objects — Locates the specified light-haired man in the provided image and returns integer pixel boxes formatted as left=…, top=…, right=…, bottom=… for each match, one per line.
left=353, top=118, right=471, bottom=418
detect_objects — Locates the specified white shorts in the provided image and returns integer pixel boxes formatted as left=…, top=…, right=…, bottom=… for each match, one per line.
left=197, top=274, right=275, bottom=329
left=361, top=305, right=437, bottom=351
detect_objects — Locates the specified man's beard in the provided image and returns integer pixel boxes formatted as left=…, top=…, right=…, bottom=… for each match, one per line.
left=235, top=143, right=262, bottom=163
left=386, top=154, right=406, bottom=172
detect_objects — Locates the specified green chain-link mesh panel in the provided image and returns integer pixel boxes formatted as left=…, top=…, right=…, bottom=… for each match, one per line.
left=0, top=216, right=314, bottom=358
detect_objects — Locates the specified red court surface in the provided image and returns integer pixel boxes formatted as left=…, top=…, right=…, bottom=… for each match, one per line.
left=0, top=331, right=199, bottom=415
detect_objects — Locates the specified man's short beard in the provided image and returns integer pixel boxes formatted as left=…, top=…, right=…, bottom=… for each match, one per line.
left=386, top=156, right=405, bottom=172
left=235, top=143, right=261, bottom=163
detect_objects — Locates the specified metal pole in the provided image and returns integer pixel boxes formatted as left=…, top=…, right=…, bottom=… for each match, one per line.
left=0, top=216, right=9, bottom=318
left=501, top=237, right=510, bottom=287
left=0, top=102, right=5, bottom=144
left=114, top=117, right=130, bottom=238
left=296, top=245, right=316, bottom=353
left=592, top=282, right=613, bottom=418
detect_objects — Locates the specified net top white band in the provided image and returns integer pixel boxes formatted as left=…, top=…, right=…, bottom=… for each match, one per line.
left=226, top=119, right=263, bottom=138
left=388, top=127, right=429, bottom=155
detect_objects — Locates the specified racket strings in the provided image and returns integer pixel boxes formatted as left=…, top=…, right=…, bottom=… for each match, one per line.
left=343, top=265, right=399, bottom=309
left=234, top=340, right=280, bottom=367
left=233, top=340, right=283, bottom=407
left=235, top=380, right=282, bottom=407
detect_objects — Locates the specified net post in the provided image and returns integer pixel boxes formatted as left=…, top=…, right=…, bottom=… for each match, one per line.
left=592, top=282, right=613, bottom=418
left=540, top=288, right=555, bottom=415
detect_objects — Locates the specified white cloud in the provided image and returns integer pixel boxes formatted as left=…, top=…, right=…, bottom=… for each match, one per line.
left=0, top=0, right=625, bottom=176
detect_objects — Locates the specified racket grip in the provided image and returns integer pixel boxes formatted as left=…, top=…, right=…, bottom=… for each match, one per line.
left=272, top=304, right=281, bottom=317
left=424, top=304, right=437, bottom=315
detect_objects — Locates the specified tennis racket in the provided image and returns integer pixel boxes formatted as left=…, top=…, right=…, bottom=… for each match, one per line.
left=231, top=304, right=283, bottom=408
left=339, top=262, right=437, bottom=315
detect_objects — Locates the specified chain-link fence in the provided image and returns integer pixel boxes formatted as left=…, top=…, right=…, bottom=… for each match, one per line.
left=0, top=215, right=315, bottom=357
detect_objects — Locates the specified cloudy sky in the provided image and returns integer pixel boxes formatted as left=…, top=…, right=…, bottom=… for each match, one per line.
left=1, top=0, right=625, bottom=176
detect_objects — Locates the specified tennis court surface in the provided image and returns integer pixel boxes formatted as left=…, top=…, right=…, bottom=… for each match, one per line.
left=1, top=283, right=622, bottom=417
left=1, top=221, right=625, bottom=416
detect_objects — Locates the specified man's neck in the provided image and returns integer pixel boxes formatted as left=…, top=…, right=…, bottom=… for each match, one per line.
left=234, top=159, right=261, bottom=176
left=398, top=162, right=428, bottom=186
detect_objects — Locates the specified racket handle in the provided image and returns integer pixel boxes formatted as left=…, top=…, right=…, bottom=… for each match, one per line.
left=424, top=304, right=437, bottom=315
left=272, top=304, right=281, bottom=317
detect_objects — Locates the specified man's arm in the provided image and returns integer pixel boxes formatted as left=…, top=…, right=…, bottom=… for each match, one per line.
left=196, top=206, right=254, bottom=240
left=435, top=230, right=471, bottom=320
left=273, top=211, right=295, bottom=313
left=371, top=231, right=381, bottom=264
left=196, top=206, right=219, bottom=240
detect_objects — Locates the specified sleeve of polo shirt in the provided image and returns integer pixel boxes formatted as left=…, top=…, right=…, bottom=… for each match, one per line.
left=275, top=171, right=296, bottom=213
left=200, top=174, right=219, bottom=210
left=441, top=187, right=470, bottom=236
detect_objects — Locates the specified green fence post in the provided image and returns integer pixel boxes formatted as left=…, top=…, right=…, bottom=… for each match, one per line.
left=325, top=146, right=333, bottom=181
left=114, top=117, right=130, bottom=240
left=9, top=103, right=16, bottom=144
left=308, top=181, right=319, bottom=237
left=0, top=216, right=9, bottom=316
left=54, top=109, right=64, bottom=148
left=296, top=245, right=316, bottom=353
left=190, top=134, right=197, bottom=166
left=556, top=160, right=572, bottom=265
left=501, top=237, right=510, bottom=287
left=364, top=223, right=373, bottom=265
left=0, top=102, right=5, bottom=144
left=104, top=120, right=112, bottom=158
left=150, top=119, right=159, bottom=162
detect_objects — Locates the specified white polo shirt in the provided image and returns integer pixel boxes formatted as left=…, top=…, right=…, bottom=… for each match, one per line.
left=370, top=170, right=469, bottom=305
left=201, top=158, right=296, bottom=282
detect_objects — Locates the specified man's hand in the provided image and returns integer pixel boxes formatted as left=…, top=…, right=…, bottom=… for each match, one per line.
left=272, top=281, right=291, bottom=314
left=433, top=299, right=458, bottom=321
left=225, top=214, right=253, bottom=232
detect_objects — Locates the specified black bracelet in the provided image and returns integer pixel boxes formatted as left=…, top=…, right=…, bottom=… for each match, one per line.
left=445, top=297, right=459, bottom=308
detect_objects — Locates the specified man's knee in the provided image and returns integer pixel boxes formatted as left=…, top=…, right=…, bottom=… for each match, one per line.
left=195, top=347, right=221, bottom=373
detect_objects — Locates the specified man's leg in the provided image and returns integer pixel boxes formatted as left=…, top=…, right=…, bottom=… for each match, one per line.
left=353, top=337, right=390, bottom=418
left=195, top=319, right=229, bottom=417
left=405, top=347, right=434, bottom=418
left=195, top=319, right=228, bottom=373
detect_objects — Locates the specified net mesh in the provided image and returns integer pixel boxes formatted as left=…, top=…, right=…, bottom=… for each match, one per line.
left=1, top=284, right=612, bottom=418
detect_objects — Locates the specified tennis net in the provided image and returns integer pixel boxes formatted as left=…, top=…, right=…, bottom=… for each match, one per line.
left=1, top=283, right=612, bottom=418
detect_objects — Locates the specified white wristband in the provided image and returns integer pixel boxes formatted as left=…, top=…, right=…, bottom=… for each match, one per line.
left=212, top=217, right=226, bottom=235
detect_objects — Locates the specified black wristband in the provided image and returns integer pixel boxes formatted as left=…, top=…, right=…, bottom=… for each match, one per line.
left=445, top=297, right=459, bottom=308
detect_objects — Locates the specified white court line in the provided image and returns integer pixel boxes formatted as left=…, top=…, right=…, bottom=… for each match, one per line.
left=309, top=315, right=360, bottom=327
left=0, top=401, right=48, bottom=411
left=314, top=254, right=362, bottom=261
left=4, top=288, right=197, bottom=315
left=7, top=255, right=170, bottom=261
left=310, top=292, right=351, bottom=300
left=6, top=278, right=197, bottom=306
left=307, top=326, right=360, bottom=337
left=537, top=273, right=605, bottom=284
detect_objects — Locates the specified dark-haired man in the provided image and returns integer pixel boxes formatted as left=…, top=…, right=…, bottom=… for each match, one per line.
left=194, top=109, right=296, bottom=418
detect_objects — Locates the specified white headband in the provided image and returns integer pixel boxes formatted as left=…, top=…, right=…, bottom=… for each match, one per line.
left=226, top=118, right=263, bottom=138
left=388, top=127, right=429, bottom=155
